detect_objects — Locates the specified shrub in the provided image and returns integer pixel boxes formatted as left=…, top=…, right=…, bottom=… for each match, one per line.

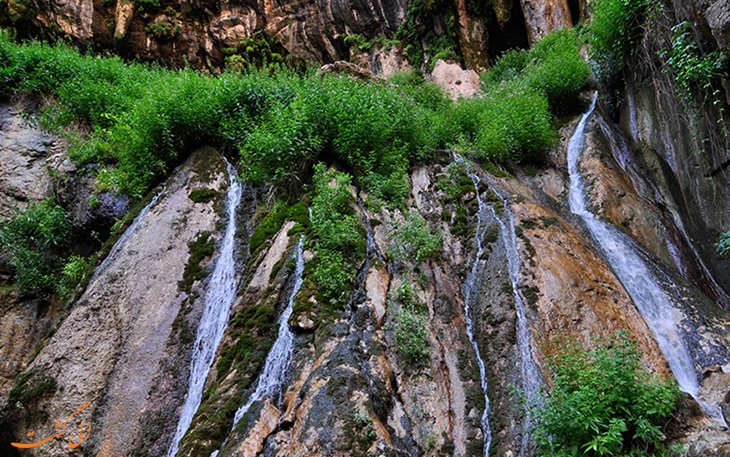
left=0, top=200, right=72, bottom=295
left=587, top=0, right=650, bottom=80
left=389, top=210, right=442, bottom=263
left=716, top=232, right=730, bottom=256
left=474, top=84, right=557, bottom=163
left=310, top=165, right=364, bottom=309
left=532, top=331, right=681, bottom=457
left=482, top=29, right=589, bottom=113
left=0, top=30, right=582, bottom=200
left=393, top=304, right=429, bottom=368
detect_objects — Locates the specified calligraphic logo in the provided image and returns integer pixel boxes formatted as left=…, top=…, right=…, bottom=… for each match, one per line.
left=11, top=401, right=92, bottom=449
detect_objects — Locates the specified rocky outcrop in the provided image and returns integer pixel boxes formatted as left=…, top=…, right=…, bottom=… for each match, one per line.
left=430, top=59, right=481, bottom=99
left=1, top=0, right=582, bottom=71
left=0, top=105, right=68, bottom=219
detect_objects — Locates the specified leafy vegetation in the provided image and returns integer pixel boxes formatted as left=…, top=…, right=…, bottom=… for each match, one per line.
left=310, top=165, right=365, bottom=310
left=388, top=210, right=442, bottom=264
left=716, top=232, right=730, bottom=257
left=0, top=200, right=74, bottom=297
left=0, top=30, right=588, bottom=199
left=587, top=0, right=650, bottom=82
left=391, top=282, right=430, bottom=368
left=482, top=29, right=589, bottom=113
left=661, top=21, right=727, bottom=102
left=532, top=331, right=681, bottom=457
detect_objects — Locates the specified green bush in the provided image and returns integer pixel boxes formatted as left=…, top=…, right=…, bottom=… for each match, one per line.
left=0, top=200, right=72, bottom=295
left=389, top=210, right=442, bottom=263
left=482, top=29, right=589, bottom=112
left=716, top=231, right=730, bottom=256
left=390, top=281, right=429, bottom=370
left=587, top=0, right=650, bottom=79
left=532, top=331, right=681, bottom=457
left=0, top=30, right=584, bottom=200
left=310, top=165, right=364, bottom=308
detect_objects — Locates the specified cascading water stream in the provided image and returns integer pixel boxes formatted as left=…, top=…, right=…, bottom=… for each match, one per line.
left=92, top=188, right=164, bottom=279
left=567, top=92, right=727, bottom=426
left=230, top=236, right=303, bottom=426
left=482, top=186, right=543, bottom=457
left=167, top=162, right=243, bottom=457
left=461, top=170, right=493, bottom=456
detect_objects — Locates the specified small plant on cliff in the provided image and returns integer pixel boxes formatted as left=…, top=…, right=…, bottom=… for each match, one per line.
left=391, top=282, right=430, bottom=369
left=716, top=231, right=730, bottom=257
left=0, top=199, right=72, bottom=296
left=310, top=165, right=364, bottom=310
left=388, top=210, right=442, bottom=264
left=532, top=331, right=681, bottom=457
left=661, top=21, right=727, bottom=103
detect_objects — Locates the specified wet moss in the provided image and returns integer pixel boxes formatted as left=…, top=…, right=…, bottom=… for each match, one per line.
left=521, top=285, right=540, bottom=306
left=188, top=188, right=217, bottom=203
left=179, top=231, right=215, bottom=294
left=249, top=198, right=311, bottom=255
left=8, top=371, right=57, bottom=406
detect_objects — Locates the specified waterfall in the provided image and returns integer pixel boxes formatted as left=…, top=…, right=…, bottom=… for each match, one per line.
left=483, top=186, right=542, bottom=457
left=230, top=235, right=304, bottom=429
left=92, top=188, right=163, bottom=279
left=167, top=162, right=243, bottom=457
left=567, top=92, right=727, bottom=426
left=462, top=171, right=493, bottom=456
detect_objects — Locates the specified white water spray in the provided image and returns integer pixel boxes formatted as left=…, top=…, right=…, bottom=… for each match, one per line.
left=231, top=235, right=304, bottom=428
left=483, top=186, right=543, bottom=456
left=567, top=93, right=726, bottom=426
left=167, top=162, right=243, bottom=457
left=461, top=169, right=493, bottom=456
left=93, top=189, right=163, bottom=279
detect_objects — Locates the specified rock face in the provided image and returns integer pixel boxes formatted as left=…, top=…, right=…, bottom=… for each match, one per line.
left=1, top=0, right=579, bottom=71
left=1, top=104, right=729, bottom=456
left=0, top=105, right=68, bottom=219
left=430, top=59, right=481, bottom=99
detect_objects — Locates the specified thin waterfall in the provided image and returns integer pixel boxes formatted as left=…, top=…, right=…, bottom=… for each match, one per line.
left=483, top=186, right=543, bottom=457
left=167, top=161, right=243, bottom=457
left=228, top=235, right=304, bottom=434
left=567, top=92, right=727, bottom=426
left=462, top=170, right=493, bottom=456
left=92, top=188, right=163, bottom=279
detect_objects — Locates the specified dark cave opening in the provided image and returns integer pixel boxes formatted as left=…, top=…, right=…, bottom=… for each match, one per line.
left=568, top=0, right=581, bottom=25
left=487, top=0, right=529, bottom=63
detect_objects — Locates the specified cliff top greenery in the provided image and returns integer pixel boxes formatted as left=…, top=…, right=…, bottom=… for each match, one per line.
left=0, top=28, right=587, bottom=200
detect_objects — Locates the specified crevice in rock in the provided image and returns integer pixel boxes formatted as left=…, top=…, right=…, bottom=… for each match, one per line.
left=487, top=0, right=529, bottom=62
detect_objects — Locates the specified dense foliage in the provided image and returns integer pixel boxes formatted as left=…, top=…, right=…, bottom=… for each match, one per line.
left=310, top=165, right=365, bottom=309
left=388, top=210, right=442, bottom=264
left=533, top=332, right=681, bottom=457
left=0, top=30, right=588, bottom=199
left=391, top=282, right=430, bottom=368
left=587, top=0, right=650, bottom=81
left=0, top=200, right=80, bottom=297
left=661, top=21, right=727, bottom=102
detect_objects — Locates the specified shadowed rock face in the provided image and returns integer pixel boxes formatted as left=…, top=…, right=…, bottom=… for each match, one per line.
left=1, top=0, right=577, bottom=71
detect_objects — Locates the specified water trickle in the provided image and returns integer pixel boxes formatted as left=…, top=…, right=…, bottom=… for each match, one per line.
left=483, top=186, right=543, bottom=457
left=230, top=235, right=305, bottom=428
left=167, top=162, right=243, bottom=457
left=461, top=168, right=493, bottom=456
left=92, top=188, right=163, bottom=279
left=567, top=93, right=727, bottom=426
